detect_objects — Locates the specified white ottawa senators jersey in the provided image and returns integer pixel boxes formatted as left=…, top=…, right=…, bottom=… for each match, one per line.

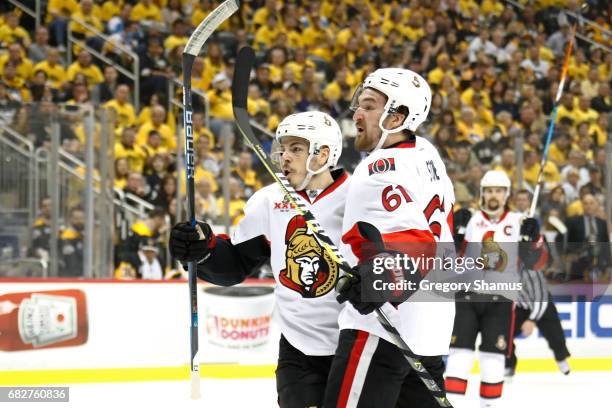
left=231, top=170, right=349, bottom=355
left=461, top=210, right=522, bottom=300
left=339, top=137, right=456, bottom=356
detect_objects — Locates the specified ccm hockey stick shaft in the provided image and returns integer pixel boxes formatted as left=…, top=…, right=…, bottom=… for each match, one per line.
left=232, top=46, right=451, bottom=407
left=182, top=0, right=239, bottom=399
left=528, top=23, right=577, bottom=218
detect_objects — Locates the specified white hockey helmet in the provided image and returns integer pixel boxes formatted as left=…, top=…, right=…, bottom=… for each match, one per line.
left=351, top=68, right=432, bottom=152
left=274, top=111, right=343, bottom=190
left=480, top=170, right=511, bottom=213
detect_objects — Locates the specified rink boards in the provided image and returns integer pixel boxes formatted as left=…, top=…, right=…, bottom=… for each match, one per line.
left=0, top=279, right=611, bottom=384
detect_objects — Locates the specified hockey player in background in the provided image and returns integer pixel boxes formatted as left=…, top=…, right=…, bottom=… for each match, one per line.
left=169, top=111, right=348, bottom=408
left=324, top=68, right=456, bottom=407
left=444, top=170, right=547, bottom=408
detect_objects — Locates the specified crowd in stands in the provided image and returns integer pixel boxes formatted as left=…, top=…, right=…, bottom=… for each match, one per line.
left=0, top=0, right=609, bottom=280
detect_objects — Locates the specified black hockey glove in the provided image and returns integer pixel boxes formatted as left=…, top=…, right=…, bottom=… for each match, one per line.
left=519, top=218, right=545, bottom=269
left=169, top=221, right=214, bottom=263
left=336, top=252, right=420, bottom=315
left=520, top=217, right=540, bottom=242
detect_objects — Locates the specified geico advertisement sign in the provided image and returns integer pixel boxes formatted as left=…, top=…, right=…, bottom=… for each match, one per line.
left=553, top=295, right=612, bottom=339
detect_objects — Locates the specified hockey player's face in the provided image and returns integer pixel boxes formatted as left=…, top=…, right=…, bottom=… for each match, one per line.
left=483, top=187, right=507, bottom=212
left=278, top=137, right=310, bottom=188
left=353, top=88, right=386, bottom=151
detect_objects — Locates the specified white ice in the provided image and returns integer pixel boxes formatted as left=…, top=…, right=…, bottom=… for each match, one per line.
left=5, top=371, right=611, bottom=408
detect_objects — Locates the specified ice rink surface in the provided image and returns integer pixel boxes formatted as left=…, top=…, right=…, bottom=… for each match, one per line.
left=5, top=371, right=610, bottom=407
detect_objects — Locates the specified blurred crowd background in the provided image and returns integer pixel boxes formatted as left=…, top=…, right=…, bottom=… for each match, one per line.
left=0, top=0, right=610, bottom=281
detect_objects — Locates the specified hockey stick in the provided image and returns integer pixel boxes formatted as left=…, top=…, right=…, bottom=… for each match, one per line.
left=528, top=23, right=577, bottom=218
left=232, top=46, right=452, bottom=407
left=181, top=0, right=239, bottom=399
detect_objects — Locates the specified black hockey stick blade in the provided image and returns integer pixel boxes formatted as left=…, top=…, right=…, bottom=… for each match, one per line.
left=232, top=46, right=254, bottom=110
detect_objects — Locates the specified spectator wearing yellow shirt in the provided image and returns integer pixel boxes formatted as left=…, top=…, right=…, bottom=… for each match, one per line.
left=206, top=72, right=233, bottom=138
left=572, top=96, right=599, bottom=125
left=589, top=114, right=608, bottom=148
left=1, top=62, right=30, bottom=103
left=0, top=44, right=34, bottom=82
left=104, top=84, right=137, bottom=128
left=285, top=48, right=315, bottom=83
left=0, top=12, right=31, bottom=47
left=102, top=0, right=124, bottom=22
left=460, top=76, right=492, bottom=109
left=335, top=18, right=364, bottom=54
left=480, top=0, right=503, bottom=16
left=523, top=150, right=561, bottom=191
left=195, top=178, right=219, bottom=223
left=140, top=130, right=168, bottom=163
left=280, top=12, right=304, bottom=49
left=252, top=0, right=278, bottom=27
left=381, top=8, right=404, bottom=36
left=580, top=68, right=600, bottom=99
left=137, top=94, right=176, bottom=132
left=404, top=12, right=425, bottom=42
left=69, top=0, right=103, bottom=40
left=216, top=177, right=247, bottom=226
left=231, top=151, right=263, bottom=199
left=164, top=19, right=188, bottom=56
left=115, top=127, right=147, bottom=173
left=268, top=47, right=287, bottom=84
left=555, top=93, right=575, bottom=124
left=547, top=132, right=571, bottom=167
left=67, top=50, right=104, bottom=87
left=247, top=83, right=271, bottom=118
left=131, top=0, right=162, bottom=22
left=114, top=157, right=130, bottom=190
left=323, top=67, right=352, bottom=105
left=568, top=49, right=590, bottom=80
left=199, top=42, right=225, bottom=91
left=428, top=53, right=458, bottom=87
left=457, top=107, right=486, bottom=144
left=471, top=93, right=495, bottom=133
left=47, top=0, right=79, bottom=50
left=493, top=148, right=518, bottom=186
left=33, top=49, right=67, bottom=89
left=190, top=111, right=214, bottom=145
left=254, top=14, right=281, bottom=51
left=573, top=122, right=594, bottom=161
left=136, top=105, right=175, bottom=150
left=301, top=9, right=330, bottom=49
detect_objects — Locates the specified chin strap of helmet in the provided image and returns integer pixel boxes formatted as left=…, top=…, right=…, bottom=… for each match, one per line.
left=368, top=101, right=410, bottom=154
left=297, top=145, right=330, bottom=191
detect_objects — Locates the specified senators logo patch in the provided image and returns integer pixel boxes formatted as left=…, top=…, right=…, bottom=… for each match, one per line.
left=279, top=215, right=338, bottom=298
left=480, top=231, right=508, bottom=272
left=368, top=158, right=395, bottom=175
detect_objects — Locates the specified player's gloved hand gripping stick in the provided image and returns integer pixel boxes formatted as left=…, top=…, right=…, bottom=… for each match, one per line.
left=181, top=0, right=239, bottom=399
left=232, top=46, right=452, bottom=408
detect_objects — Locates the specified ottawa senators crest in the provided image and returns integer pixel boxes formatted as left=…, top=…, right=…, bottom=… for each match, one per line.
left=279, top=215, right=338, bottom=298
left=480, top=231, right=508, bottom=272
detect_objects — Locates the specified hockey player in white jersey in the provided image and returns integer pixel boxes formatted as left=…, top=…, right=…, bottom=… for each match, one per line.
left=444, top=170, right=547, bottom=408
left=169, top=111, right=349, bottom=408
left=323, top=68, right=456, bottom=408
